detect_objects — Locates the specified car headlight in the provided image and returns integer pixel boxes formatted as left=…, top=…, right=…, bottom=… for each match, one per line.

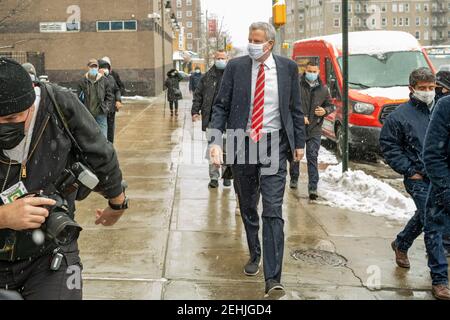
left=353, top=102, right=375, bottom=115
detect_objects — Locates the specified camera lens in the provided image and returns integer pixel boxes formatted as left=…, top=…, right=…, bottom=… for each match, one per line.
left=45, top=211, right=82, bottom=246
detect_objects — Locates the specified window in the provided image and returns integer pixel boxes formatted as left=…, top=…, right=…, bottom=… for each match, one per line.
left=415, top=31, right=420, bottom=40
left=96, top=20, right=137, bottom=32
left=424, top=4, right=429, bottom=12
left=177, top=11, right=182, bottom=19
left=405, top=3, right=409, bottom=12
left=355, top=3, right=361, bottom=13
left=334, top=4, right=340, bottom=13
left=405, top=18, right=409, bottom=27
left=357, top=18, right=361, bottom=27
left=186, top=21, right=192, bottom=28
left=382, top=18, right=387, bottom=27
left=299, top=13, right=304, bottom=21
left=186, top=0, right=192, bottom=5
left=363, top=4, right=368, bottom=13
left=187, top=43, right=193, bottom=50
left=424, top=31, right=429, bottom=40
left=416, top=3, right=421, bottom=12
left=371, top=18, right=376, bottom=27
left=381, top=4, right=387, bottom=12
left=348, top=4, right=352, bottom=13
left=348, top=18, right=352, bottom=27
left=392, top=18, right=397, bottom=27
left=392, top=4, right=397, bottom=13
left=187, top=33, right=192, bottom=39
left=334, top=18, right=340, bottom=27
left=176, top=0, right=182, bottom=8
left=399, top=4, right=404, bottom=12
left=186, top=11, right=192, bottom=17
left=325, top=58, right=340, bottom=99
left=399, top=18, right=403, bottom=26
left=424, top=17, right=429, bottom=26
left=416, top=17, right=420, bottom=26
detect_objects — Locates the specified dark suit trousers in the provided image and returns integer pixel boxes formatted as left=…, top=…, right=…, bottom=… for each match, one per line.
left=231, top=131, right=289, bottom=283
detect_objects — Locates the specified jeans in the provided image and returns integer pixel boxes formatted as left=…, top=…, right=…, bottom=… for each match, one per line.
left=289, top=135, right=321, bottom=192
left=395, top=178, right=429, bottom=252
left=94, top=114, right=108, bottom=139
left=424, top=188, right=450, bottom=285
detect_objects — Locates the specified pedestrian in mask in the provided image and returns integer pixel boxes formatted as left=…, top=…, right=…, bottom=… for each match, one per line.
left=189, top=67, right=202, bottom=94
left=164, top=69, right=183, bottom=117
left=436, top=69, right=450, bottom=103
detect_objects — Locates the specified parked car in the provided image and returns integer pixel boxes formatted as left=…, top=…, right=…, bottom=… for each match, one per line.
left=292, top=31, right=435, bottom=157
left=424, top=45, right=450, bottom=71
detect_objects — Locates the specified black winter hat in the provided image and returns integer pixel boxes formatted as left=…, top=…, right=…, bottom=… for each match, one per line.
left=0, top=58, right=36, bottom=116
left=437, top=70, right=450, bottom=90
left=98, top=59, right=111, bottom=70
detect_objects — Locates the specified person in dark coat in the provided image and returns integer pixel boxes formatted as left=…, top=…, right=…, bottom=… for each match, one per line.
left=78, top=59, right=114, bottom=138
left=423, top=94, right=450, bottom=300
left=209, top=22, right=305, bottom=296
left=164, top=69, right=183, bottom=117
left=436, top=69, right=450, bottom=103
left=98, top=59, right=122, bottom=144
left=101, top=56, right=126, bottom=96
left=379, top=68, right=438, bottom=286
left=189, top=67, right=202, bottom=94
left=192, top=50, right=229, bottom=189
left=289, top=61, right=334, bottom=199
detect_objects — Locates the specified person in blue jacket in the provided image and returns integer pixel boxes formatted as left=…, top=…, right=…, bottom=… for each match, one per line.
left=423, top=93, right=450, bottom=300
left=379, top=68, right=436, bottom=272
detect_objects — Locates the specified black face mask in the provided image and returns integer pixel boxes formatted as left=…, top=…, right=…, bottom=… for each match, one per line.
left=0, top=122, right=25, bottom=150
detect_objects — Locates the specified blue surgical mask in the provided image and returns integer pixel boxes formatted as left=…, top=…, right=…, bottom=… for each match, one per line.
left=305, top=72, right=318, bottom=82
left=215, top=60, right=227, bottom=70
left=89, top=68, right=98, bottom=77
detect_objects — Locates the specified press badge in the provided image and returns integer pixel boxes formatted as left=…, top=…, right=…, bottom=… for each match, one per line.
left=0, top=181, right=28, bottom=204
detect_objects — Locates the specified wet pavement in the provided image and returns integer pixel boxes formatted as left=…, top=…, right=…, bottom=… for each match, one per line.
left=75, top=83, right=435, bottom=300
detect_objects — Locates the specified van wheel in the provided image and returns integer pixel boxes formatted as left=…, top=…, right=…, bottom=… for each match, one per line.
left=336, top=125, right=353, bottom=160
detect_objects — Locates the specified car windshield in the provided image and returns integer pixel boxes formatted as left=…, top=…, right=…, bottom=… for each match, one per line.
left=338, top=51, right=429, bottom=89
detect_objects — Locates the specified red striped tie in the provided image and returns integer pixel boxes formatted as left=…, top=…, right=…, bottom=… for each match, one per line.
left=250, top=63, right=265, bottom=142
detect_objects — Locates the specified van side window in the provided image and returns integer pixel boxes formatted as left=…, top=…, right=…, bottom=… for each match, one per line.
left=326, top=58, right=340, bottom=99
left=295, top=56, right=320, bottom=74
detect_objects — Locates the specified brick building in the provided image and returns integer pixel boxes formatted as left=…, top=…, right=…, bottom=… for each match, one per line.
left=171, top=0, right=202, bottom=54
left=0, top=0, right=176, bottom=96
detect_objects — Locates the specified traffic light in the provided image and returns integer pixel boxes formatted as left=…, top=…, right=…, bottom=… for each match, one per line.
left=272, top=0, right=286, bottom=27
left=226, top=43, right=233, bottom=52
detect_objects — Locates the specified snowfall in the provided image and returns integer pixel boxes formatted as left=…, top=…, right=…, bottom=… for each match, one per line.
left=313, top=147, right=416, bottom=221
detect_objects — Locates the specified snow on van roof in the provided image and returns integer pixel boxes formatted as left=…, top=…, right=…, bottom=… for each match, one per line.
left=295, top=31, right=422, bottom=55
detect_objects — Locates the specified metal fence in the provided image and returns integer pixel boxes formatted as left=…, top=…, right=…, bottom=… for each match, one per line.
left=0, top=51, right=28, bottom=63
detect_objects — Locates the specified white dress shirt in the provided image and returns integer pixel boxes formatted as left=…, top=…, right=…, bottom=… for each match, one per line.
left=246, top=54, right=282, bottom=133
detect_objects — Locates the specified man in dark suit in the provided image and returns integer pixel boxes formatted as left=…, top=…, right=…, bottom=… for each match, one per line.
left=208, top=22, right=306, bottom=296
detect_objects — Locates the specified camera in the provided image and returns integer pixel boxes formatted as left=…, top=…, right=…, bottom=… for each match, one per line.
left=28, top=162, right=99, bottom=246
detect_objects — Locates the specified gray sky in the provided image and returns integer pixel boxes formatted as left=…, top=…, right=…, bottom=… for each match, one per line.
left=201, top=0, right=272, bottom=49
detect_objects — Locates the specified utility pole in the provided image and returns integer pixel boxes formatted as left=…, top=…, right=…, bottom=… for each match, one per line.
left=342, top=0, right=349, bottom=172
left=161, top=1, right=167, bottom=83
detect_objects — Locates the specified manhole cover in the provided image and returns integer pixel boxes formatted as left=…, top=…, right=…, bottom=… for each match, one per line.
left=291, top=249, right=347, bottom=267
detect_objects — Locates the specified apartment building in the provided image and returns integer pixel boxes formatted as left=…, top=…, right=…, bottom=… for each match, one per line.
left=0, top=0, right=176, bottom=96
left=171, top=0, right=202, bottom=53
left=284, top=0, right=449, bottom=56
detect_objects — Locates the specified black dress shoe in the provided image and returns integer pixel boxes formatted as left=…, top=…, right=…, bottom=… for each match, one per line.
left=265, top=279, right=285, bottom=296
left=208, top=179, right=219, bottom=188
left=309, top=190, right=318, bottom=201
left=244, top=259, right=260, bottom=276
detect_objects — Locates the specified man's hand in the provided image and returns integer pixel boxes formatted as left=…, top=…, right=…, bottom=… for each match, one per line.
left=315, top=107, right=326, bottom=117
left=0, top=197, right=56, bottom=230
left=410, top=173, right=423, bottom=180
left=304, top=117, right=310, bottom=125
left=115, top=101, right=123, bottom=112
left=192, top=114, right=201, bottom=122
left=294, top=149, right=305, bottom=162
left=209, top=145, right=223, bottom=167
left=95, top=207, right=124, bottom=226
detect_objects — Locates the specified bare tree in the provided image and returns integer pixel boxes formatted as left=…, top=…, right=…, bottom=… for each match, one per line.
left=0, top=0, right=32, bottom=29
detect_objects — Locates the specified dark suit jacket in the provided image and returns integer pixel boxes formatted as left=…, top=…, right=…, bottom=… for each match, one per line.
left=209, top=54, right=306, bottom=158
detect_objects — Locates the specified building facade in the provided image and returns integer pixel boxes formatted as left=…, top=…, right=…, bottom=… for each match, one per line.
left=284, top=0, right=450, bottom=57
left=0, top=0, right=175, bottom=96
left=171, top=0, right=202, bottom=53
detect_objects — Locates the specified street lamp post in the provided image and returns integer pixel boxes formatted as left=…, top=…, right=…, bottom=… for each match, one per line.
left=161, top=1, right=172, bottom=83
left=342, top=0, right=349, bottom=172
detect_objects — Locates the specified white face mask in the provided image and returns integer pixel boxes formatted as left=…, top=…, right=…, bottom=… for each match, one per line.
left=248, top=42, right=269, bottom=61
left=413, top=90, right=436, bottom=106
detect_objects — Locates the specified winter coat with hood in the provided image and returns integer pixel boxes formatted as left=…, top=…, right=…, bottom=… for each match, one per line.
left=164, top=70, right=183, bottom=102
left=78, top=72, right=114, bottom=116
left=300, top=74, right=335, bottom=138
left=191, top=65, right=225, bottom=131
left=380, top=95, right=431, bottom=179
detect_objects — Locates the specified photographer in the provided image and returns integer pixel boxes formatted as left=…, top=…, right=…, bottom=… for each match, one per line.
left=0, top=58, right=128, bottom=300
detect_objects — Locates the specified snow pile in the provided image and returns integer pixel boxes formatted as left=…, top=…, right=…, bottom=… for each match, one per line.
left=302, top=146, right=339, bottom=165
left=318, top=164, right=416, bottom=221
left=296, top=31, right=421, bottom=55
left=358, top=86, right=410, bottom=100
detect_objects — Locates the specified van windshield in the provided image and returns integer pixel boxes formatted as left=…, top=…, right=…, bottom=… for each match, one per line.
left=338, top=51, right=429, bottom=89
